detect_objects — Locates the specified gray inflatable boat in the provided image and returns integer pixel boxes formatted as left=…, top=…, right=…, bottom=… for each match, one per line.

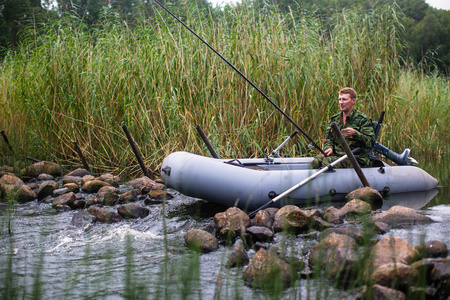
left=160, top=151, right=439, bottom=210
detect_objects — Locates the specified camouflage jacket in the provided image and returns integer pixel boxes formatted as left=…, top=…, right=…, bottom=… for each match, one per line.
left=324, top=109, right=375, bottom=166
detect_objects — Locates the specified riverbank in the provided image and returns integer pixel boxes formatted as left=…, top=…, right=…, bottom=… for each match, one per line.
left=1, top=159, right=449, bottom=299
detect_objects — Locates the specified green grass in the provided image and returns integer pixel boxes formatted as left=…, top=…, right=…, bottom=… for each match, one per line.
left=0, top=3, right=448, bottom=177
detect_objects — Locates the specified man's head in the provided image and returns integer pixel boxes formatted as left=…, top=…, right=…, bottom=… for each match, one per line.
left=338, top=87, right=356, bottom=114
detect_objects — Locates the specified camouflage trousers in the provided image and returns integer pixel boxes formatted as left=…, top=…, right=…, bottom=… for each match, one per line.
left=310, top=155, right=353, bottom=169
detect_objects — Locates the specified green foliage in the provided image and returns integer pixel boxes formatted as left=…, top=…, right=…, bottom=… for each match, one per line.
left=0, top=2, right=448, bottom=176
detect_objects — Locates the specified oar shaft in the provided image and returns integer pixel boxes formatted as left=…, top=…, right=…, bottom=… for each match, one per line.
left=271, top=153, right=349, bottom=202
left=152, top=0, right=325, bottom=156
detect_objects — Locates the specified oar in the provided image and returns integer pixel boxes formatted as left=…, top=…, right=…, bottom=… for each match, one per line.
left=247, top=148, right=360, bottom=217
left=152, top=0, right=326, bottom=156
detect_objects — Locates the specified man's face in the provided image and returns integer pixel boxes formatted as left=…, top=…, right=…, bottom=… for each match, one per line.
left=338, top=93, right=356, bottom=114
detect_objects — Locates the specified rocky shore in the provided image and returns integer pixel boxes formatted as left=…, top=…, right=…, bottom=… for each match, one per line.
left=1, top=161, right=449, bottom=299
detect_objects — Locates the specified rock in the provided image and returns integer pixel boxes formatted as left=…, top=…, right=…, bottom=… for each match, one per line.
left=117, top=203, right=149, bottom=219
left=87, top=206, right=123, bottom=223
left=309, top=233, right=359, bottom=280
left=372, top=262, right=418, bottom=290
left=318, top=228, right=365, bottom=244
left=97, top=186, right=119, bottom=206
left=37, top=173, right=54, bottom=181
left=71, top=199, right=86, bottom=209
left=66, top=168, right=90, bottom=177
left=85, top=195, right=103, bottom=208
left=308, top=216, right=332, bottom=231
left=62, top=175, right=82, bottom=185
left=371, top=205, right=432, bottom=226
left=273, top=205, right=308, bottom=233
left=370, top=236, right=420, bottom=271
left=411, top=258, right=450, bottom=283
left=16, top=185, right=37, bottom=203
left=20, top=161, right=62, bottom=177
left=246, top=226, right=274, bottom=243
left=127, top=176, right=164, bottom=191
left=148, top=190, right=173, bottom=201
left=340, top=199, right=372, bottom=215
left=252, top=209, right=273, bottom=229
left=323, top=206, right=345, bottom=224
left=117, top=189, right=138, bottom=204
left=37, top=180, right=59, bottom=200
left=304, top=209, right=323, bottom=218
left=62, top=183, right=79, bottom=193
left=71, top=209, right=95, bottom=228
left=374, top=221, right=389, bottom=234
left=226, top=242, right=249, bottom=268
left=52, top=187, right=69, bottom=197
left=82, top=180, right=109, bottom=193
left=96, top=173, right=121, bottom=187
left=0, top=174, right=24, bottom=186
left=243, top=248, right=292, bottom=288
left=55, top=204, right=71, bottom=212
left=81, top=175, right=95, bottom=186
left=52, top=192, right=76, bottom=208
left=184, top=229, right=218, bottom=253
left=214, top=207, right=250, bottom=240
left=345, top=186, right=383, bottom=207
left=415, top=240, right=448, bottom=258
left=1, top=183, right=37, bottom=203
left=370, top=284, right=406, bottom=300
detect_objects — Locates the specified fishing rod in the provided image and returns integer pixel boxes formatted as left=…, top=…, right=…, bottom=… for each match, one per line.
left=152, top=0, right=326, bottom=156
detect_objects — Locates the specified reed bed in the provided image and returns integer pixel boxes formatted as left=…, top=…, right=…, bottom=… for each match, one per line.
left=0, top=4, right=447, bottom=177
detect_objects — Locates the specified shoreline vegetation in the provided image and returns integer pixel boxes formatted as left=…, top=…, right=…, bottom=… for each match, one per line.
left=0, top=4, right=449, bottom=178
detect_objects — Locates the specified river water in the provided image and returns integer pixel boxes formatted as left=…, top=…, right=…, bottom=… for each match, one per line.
left=0, top=157, right=448, bottom=299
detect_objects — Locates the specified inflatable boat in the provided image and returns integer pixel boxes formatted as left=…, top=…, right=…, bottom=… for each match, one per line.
left=160, top=151, right=439, bottom=210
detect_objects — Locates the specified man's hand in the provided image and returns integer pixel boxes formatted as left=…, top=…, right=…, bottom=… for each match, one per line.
left=341, top=127, right=356, bottom=137
left=325, top=148, right=333, bottom=156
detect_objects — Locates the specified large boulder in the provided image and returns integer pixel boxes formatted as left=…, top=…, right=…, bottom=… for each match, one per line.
left=372, top=262, right=418, bottom=290
left=318, top=227, right=365, bottom=244
left=273, top=205, right=308, bottom=233
left=21, top=161, right=62, bottom=177
left=252, top=209, right=274, bottom=229
left=214, top=207, right=250, bottom=240
left=184, top=229, right=218, bottom=253
left=369, top=236, right=420, bottom=271
left=243, top=248, right=293, bottom=288
left=309, top=233, right=359, bottom=280
left=0, top=174, right=23, bottom=186
left=345, top=186, right=383, bottom=207
left=340, top=199, right=372, bottom=216
left=371, top=205, right=432, bottom=226
left=1, top=183, right=37, bottom=203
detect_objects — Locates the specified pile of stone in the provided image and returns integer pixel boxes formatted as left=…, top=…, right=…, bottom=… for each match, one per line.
left=0, top=161, right=172, bottom=227
left=184, top=188, right=449, bottom=299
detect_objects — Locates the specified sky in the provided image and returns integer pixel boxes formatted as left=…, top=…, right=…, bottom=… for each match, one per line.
left=425, top=0, right=450, bottom=10
left=208, top=0, right=450, bottom=10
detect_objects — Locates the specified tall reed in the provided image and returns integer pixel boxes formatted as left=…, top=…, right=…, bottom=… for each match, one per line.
left=0, top=3, right=446, bottom=176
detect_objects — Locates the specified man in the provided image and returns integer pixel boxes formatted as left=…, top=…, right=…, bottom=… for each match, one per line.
left=311, top=87, right=375, bottom=169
